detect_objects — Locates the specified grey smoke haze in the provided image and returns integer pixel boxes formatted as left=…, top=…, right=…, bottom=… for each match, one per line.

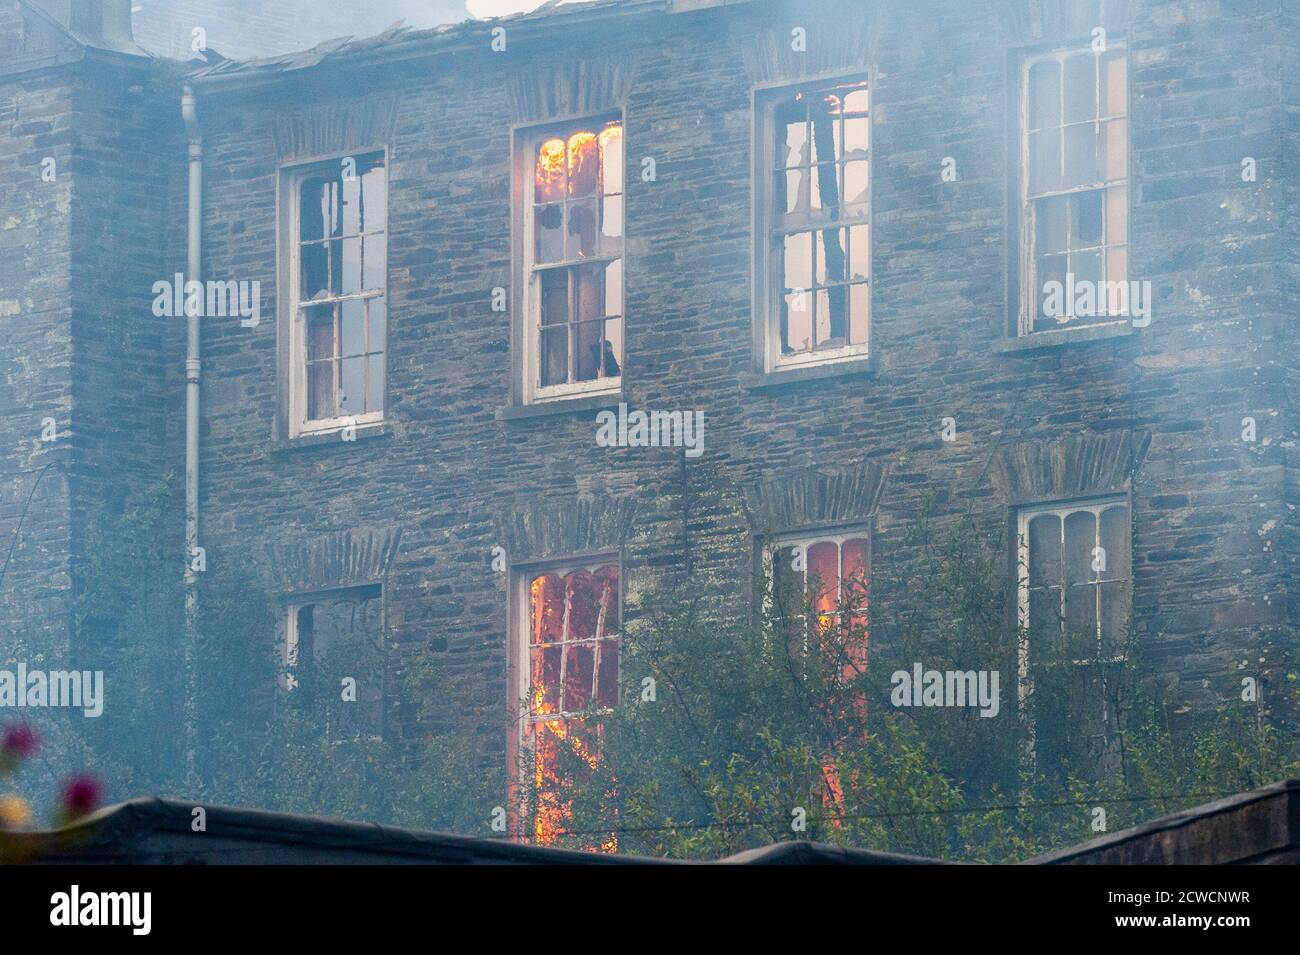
left=128, top=1, right=476, bottom=61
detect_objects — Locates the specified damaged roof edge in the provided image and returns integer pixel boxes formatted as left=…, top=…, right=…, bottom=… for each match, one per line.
left=1022, top=779, right=1300, bottom=865
left=185, top=0, right=749, bottom=93
left=5, top=796, right=953, bottom=864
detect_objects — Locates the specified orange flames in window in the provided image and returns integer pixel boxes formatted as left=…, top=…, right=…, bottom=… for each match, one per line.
left=535, top=125, right=623, bottom=200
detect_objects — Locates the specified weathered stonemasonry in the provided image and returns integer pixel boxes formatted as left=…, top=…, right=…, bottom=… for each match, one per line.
left=1, top=0, right=1297, bottom=783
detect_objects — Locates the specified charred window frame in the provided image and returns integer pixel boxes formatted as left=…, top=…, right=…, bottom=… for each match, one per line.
left=513, top=114, right=625, bottom=405
left=280, top=584, right=385, bottom=742
left=1016, top=497, right=1131, bottom=745
left=753, top=74, right=871, bottom=373
left=1016, top=42, right=1129, bottom=336
left=280, top=151, right=388, bottom=437
left=510, top=556, right=621, bottom=845
left=763, top=529, right=869, bottom=680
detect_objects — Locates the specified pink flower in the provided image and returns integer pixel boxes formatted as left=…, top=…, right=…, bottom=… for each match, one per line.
left=59, top=774, right=102, bottom=819
left=1, top=724, right=39, bottom=760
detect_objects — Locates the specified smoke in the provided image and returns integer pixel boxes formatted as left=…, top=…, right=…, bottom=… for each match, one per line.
left=341, top=0, right=471, bottom=32
left=466, top=0, right=549, bottom=17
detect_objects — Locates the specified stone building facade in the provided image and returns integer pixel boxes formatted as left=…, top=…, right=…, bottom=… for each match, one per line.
left=1, top=0, right=1297, bottom=823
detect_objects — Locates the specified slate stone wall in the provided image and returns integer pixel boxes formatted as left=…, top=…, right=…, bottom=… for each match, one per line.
left=1, top=0, right=1296, bottom=767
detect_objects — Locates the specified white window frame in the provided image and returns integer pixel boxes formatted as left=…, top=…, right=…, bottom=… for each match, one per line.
left=1018, top=42, right=1129, bottom=336
left=1015, top=496, right=1130, bottom=724
left=511, top=554, right=622, bottom=731
left=753, top=71, right=873, bottom=374
left=281, top=150, right=389, bottom=438
left=514, top=113, right=625, bottom=406
left=762, top=527, right=871, bottom=658
left=509, top=554, right=621, bottom=834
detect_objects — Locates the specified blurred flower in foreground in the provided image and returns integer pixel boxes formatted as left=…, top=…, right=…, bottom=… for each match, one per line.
left=58, top=775, right=102, bottom=824
left=0, top=794, right=32, bottom=830
left=0, top=724, right=39, bottom=775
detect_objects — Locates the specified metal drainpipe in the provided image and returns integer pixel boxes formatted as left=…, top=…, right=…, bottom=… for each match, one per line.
left=181, top=83, right=202, bottom=792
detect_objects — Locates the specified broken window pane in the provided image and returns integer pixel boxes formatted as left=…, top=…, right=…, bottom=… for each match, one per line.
left=1072, top=190, right=1104, bottom=248
left=784, top=291, right=812, bottom=353
left=783, top=231, right=812, bottom=292
left=529, top=119, right=623, bottom=392
left=567, top=131, right=599, bottom=198
left=535, top=138, right=566, bottom=203
left=843, top=160, right=869, bottom=209
left=288, top=589, right=384, bottom=740
left=524, top=562, right=620, bottom=843
left=814, top=289, right=833, bottom=345
left=300, top=242, right=329, bottom=300
left=305, top=306, right=336, bottom=419
left=567, top=197, right=598, bottom=259
left=811, top=163, right=839, bottom=209
left=849, top=225, right=869, bottom=281
left=822, top=285, right=848, bottom=344
left=538, top=327, right=569, bottom=389
left=783, top=168, right=807, bottom=214
left=779, top=97, right=808, bottom=168
left=843, top=116, right=869, bottom=159
left=770, top=79, right=868, bottom=364
left=300, top=177, right=329, bottom=243
left=809, top=98, right=836, bottom=165
left=599, top=125, right=623, bottom=196
left=843, top=85, right=869, bottom=113
left=293, top=153, right=386, bottom=429
left=361, top=159, right=386, bottom=232
left=535, top=204, right=564, bottom=263
left=574, top=266, right=606, bottom=382
left=341, top=173, right=363, bottom=236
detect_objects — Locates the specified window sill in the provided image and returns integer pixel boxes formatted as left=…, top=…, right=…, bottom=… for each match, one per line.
left=996, top=322, right=1138, bottom=354
left=272, top=421, right=392, bottom=453
left=741, top=356, right=875, bottom=390
left=496, top=391, right=623, bottom=422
